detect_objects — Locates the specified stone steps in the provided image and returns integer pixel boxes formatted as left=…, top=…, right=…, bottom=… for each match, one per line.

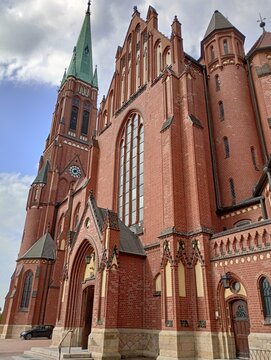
left=13, top=346, right=93, bottom=360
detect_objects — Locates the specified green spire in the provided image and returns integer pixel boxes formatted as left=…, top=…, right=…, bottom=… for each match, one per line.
left=60, top=68, right=67, bottom=87
left=65, top=2, right=97, bottom=87
left=92, top=65, right=98, bottom=88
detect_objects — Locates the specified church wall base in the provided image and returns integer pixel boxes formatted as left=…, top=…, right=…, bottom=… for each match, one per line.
left=248, top=332, right=271, bottom=351
left=216, top=331, right=236, bottom=359
left=156, top=330, right=236, bottom=360
left=52, top=326, right=83, bottom=347
left=88, top=328, right=121, bottom=360
left=118, top=328, right=159, bottom=358
left=0, top=324, right=32, bottom=339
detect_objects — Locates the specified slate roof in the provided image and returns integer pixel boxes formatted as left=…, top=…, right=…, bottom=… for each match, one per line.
left=204, top=10, right=240, bottom=40
left=32, top=160, right=50, bottom=185
left=19, top=233, right=56, bottom=260
left=89, top=195, right=145, bottom=257
left=247, top=31, right=271, bottom=58
left=64, top=4, right=97, bottom=87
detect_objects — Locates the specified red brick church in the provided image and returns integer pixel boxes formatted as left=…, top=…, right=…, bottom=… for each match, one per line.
left=1, top=3, right=271, bottom=359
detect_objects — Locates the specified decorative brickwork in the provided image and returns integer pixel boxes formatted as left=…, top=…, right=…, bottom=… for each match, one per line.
left=1, top=5, right=271, bottom=360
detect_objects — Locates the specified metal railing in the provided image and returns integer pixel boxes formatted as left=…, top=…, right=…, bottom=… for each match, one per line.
left=58, top=329, right=74, bottom=360
left=250, top=349, right=271, bottom=360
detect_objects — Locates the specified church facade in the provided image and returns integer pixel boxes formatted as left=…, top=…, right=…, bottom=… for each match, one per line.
left=1, top=4, right=271, bottom=360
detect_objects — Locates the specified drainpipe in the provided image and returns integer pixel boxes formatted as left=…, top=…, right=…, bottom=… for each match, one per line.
left=245, top=56, right=268, bottom=163
left=203, top=65, right=221, bottom=209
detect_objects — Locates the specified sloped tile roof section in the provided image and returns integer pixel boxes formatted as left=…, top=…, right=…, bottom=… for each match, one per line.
left=89, top=194, right=145, bottom=256
left=32, top=160, right=50, bottom=185
left=20, top=233, right=56, bottom=260
left=188, top=114, right=203, bottom=129
left=118, top=220, right=146, bottom=256
left=247, top=31, right=271, bottom=58
left=204, top=10, right=236, bottom=39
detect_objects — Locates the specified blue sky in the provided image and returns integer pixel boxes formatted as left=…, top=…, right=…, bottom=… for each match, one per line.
left=0, top=0, right=270, bottom=309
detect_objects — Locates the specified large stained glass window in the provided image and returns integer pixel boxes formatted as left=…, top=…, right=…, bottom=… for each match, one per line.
left=118, top=113, right=144, bottom=226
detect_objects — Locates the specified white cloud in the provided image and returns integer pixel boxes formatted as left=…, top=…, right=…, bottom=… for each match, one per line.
left=1, top=0, right=270, bottom=98
left=0, top=173, right=34, bottom=309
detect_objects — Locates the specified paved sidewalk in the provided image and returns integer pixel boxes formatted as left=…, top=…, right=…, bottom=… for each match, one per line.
left=0, top=338, right=51, bottom=359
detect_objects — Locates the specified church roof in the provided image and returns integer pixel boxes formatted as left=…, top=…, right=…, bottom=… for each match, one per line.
left=247, top=30, right=271, bottom=58
left=204, top=10, right=238, bottom=40
left=64, top=2, right=97, bottom=88
left=32, top=160, right=50, bottom=185
left=19, top=233, right=56, bottom=260
left=89, top=195, right=145, bottom=257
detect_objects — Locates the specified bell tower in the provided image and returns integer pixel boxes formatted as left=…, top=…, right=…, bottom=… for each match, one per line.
left=19, top=1, right=98, bottom=257
left=1, top=1, right=98, bottom=334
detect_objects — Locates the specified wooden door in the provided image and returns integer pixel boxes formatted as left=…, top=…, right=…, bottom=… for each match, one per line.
left=231, top=299, right=250, bottom=358
left=81, top=286, right=94, bottom=349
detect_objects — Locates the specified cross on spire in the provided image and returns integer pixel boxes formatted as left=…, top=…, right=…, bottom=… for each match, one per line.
left=86, top=0, right=91, bottom=14
left=257, top=13, right=266, bottom=32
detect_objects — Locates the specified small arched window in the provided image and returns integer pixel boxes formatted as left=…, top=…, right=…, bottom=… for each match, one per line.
left=251, top=146, right=259, bottom=171
left=164, top=47, right=171, bottom=67
left=136, top=24, right=141, bottom=44
left=215, top=74, right=221, bottom=91
left=229, top=178, right=236, bottom=205
left=21, top=271, right=33, bottom=309
left=57, top=213, right=65, bottom=238
left=120, top=65, right=125, bottom=104
left=128, top=34, right=132, bottom=53
left=73, top=203, right=81, bottom=230
left=81, top=110, right=89, bottom=135
left=260, top=277, right=271, bottom=319
left=156, top=41, right=162, bottom=77
left=223, top=137, right=230, bottom=158
left=210, top=45, right=215, bottom=61
left=108, top=91, right=114, bottom=121
left=70, top=98, right=79, bottom=131
left=103, top=110, right=108, bottom=127
left=223, top=39, right=229, bottom=55
left=219, top=101, right=224, bottom=120
left=236, top=41, right=240, bottom=55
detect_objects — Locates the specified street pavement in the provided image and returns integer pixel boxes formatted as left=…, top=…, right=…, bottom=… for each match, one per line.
left=0, top=338, right=51, bottom=359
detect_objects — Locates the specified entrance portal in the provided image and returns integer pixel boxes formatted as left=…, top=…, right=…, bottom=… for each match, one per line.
left=231, top=299, right=250, bottom=358
left=81, top=286, right=94, bottom=349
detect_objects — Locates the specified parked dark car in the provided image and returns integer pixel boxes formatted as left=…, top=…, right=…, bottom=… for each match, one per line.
left=20, top=325, right=54, bottom=340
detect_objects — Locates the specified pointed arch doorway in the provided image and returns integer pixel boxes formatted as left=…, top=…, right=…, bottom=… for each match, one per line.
left=231, top=299, right=250, bottom=358
left=65, top=240, right=97, bottom=349
left=81, top=285, right=94, bottom=349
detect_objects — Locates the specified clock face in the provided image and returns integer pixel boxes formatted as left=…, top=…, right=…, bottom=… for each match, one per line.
left=69, top=165, right=81, bottom=178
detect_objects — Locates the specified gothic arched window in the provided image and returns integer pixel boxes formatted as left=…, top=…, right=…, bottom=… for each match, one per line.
left=215, top=74, right=221, bottom=91
left=251, top=146, right=259, bottom=171
left=81, top=102, right=90, bottom=135
left=210, top=45, right=215, bottom=61
left=260, top=277, right=271, bottom=319
left=219, top=101, right=224, bottom=120
left=73, top=203, right=81, bottom=230
left=70, top=98, right=80, bottom=131
left=156, top=41, right=162, bottom=77
left=118, top=113, right=144, bottom=226
left=21, top=271, right=33, bottom=309
left=223, top=39, right=229, bottom=55
left=223, top=136, right=230, bottom=158
left=81, top=111, right=89, bottom=135
left=164, top=47, right=171, bottom=68
left=229, top=178, right=236, bottom=205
